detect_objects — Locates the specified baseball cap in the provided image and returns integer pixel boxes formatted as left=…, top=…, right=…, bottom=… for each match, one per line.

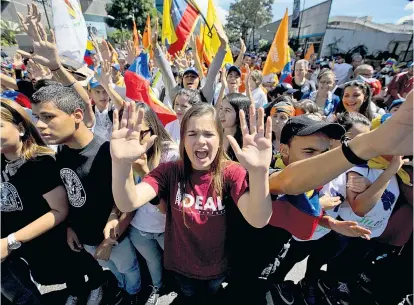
left=388, top=98, right=404, bottom=111
left=227, top=65, right=241, bottom=77
left=88, top=76, right=102, bottom=90
left=286, top=88, right=299, bottom=95
left=183, top=67, right=199, bottom=77
left=273, top=83, right=293, bottom=95
left=111, top=63, right=120, bottom=71
left=280, top=115, right=345, bottom=144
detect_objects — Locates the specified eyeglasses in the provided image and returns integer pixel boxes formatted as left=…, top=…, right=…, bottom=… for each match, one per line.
left=140, top=128, right=152, bottom=141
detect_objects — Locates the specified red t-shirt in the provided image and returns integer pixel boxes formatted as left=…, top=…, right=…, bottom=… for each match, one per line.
left=143, top=161, right=248, bottom=279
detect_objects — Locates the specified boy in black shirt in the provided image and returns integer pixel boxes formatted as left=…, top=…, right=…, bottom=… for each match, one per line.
left=31, top=84, right=141, bottom=304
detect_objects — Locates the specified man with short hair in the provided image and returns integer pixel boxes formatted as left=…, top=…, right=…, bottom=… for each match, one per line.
left=291, top=59, right=316, bottom=100
left=354, top=64, right=374, bottom=79
left=24, top=14, right=141, bottom=303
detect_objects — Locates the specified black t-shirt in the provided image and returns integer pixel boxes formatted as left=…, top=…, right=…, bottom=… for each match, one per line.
left=292, top=79, right=316, bottom=101
left=1, top=155, right=63, bottom=249
left=56, top=135, right=114, bottom=246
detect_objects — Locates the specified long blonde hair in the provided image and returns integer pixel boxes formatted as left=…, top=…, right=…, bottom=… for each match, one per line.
left=179, top=104, right=230, bottom=227
left=1, top=98, right=54, bottom=160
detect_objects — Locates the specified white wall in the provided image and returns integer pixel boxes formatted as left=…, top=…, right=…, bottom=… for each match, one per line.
left=320, top=28, right=412, bottom=57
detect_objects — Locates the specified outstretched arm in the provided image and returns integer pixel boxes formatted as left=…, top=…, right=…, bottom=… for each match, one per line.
left=202, top=26, right=228, bottom=104
left=270, top=92, right=413, bottom=195
left=111, top=103, right=158, bottom=212
left=229, top=105, right=273, bottom=228
left=17, top=4, right=94, bottom=127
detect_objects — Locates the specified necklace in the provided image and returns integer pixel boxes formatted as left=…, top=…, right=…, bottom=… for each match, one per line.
left=4, top=157, right=26, bottom=177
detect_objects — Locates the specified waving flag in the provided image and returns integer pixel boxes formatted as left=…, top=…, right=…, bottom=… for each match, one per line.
left=162, top=0, right=200, bottom=55
left=203, top=0, right=233, bottom=66
left=84, top=40, right=95, bottom=68
left=124, top=52, right=176, bottom=125
left=51, top=0, right=87, bottom=67
left=304, top=43, right=314, bottom=61
left=262, top=9, right=291, bottom=83
left=132, top=19, right=140, bottom=55
left=142, top=15, right=151, bottom=50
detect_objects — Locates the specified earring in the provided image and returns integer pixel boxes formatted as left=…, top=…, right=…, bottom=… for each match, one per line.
left=19, top=132, right=24, bottom=137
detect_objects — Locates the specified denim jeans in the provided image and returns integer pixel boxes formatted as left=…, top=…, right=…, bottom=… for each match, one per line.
left=128, top=226, right=164, bottom=288
left=1, top=256, right=42, bottom=305
left=84, top=237, right=141, bottom=295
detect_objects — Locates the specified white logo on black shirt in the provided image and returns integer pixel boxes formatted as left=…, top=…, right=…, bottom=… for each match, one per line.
left=0, top=182, right=23, bottom=212
left=60, top=168, right=86, bottom=208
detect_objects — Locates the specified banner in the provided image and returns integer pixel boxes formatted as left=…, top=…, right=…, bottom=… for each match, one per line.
left=51, top=0, right=88, bottom=67
left=292, top=0, right=301, bottom=28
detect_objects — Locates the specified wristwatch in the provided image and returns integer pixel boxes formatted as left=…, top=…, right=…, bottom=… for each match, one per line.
left=7, top=234, right=21, bottom=251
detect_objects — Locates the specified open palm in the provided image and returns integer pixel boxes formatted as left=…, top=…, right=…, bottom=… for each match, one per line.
left=228, top=105, right=272, bottom=172
left=17, top=3, right=60, bottom=70
left=111, top=103, right=156, bottom=164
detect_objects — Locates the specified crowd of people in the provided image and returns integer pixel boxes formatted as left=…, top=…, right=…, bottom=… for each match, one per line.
left=1, top=4, right=413, bottom=305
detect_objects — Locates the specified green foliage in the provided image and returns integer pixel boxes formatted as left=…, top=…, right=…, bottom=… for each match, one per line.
left=105, top=0, right=157, bottom=31
left=226, top=0, right=274, bottom=43
left=108, top=29, right=132, bottom=44
left=0, top=20, right=22, bottom=46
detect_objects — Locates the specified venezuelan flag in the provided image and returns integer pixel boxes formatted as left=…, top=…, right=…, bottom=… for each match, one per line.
left=84, top=40, right=95, bottom=68
left=262, top=9, right=292, bottom=83
left=269, top=155, right=323, bottom=240
left=124, top=52, right=176, bottom=125
left=162, top=0, right=200, bottom=55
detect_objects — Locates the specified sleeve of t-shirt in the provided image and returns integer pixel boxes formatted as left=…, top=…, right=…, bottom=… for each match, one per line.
left=225, top=163, right=249, bottom=205
left=33, top=155, right=62, bottom=195
left=142, top=161, right=175, bottom=198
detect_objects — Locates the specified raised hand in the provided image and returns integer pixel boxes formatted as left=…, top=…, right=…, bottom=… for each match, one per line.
left=13, top=53, right=24, bottom=69
left=216, top=24, right=229, bottom=47
left=95, top=60, right=112, bottom=88
left=27, top=59, right=52, bottom=81
left=228, top=105, right=272, bottom=172
left=329, top=219, right=371, bottom=240
left=17, top=3, right=60, bottom=70
left=97, top=40, right=112, bottom=63
left=240, top=38, right=247, bottom=54
left=111, top=103, right=157, bottom=164
left=125, top=40, right=140, bottom=65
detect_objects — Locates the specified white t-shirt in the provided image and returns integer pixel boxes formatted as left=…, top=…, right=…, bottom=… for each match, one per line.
left=94, top=105, right=113, bottom=141
left=339, top=167, right=400, bottom=238
left=165, top=119, right=181, bottom=144
left=130, top=143, right=180, bottom=233
left=252, top=87, right=268, bottom=108
left=333, top=63, right=352, bottom=85
left=295, top=173, right=347, bottom=242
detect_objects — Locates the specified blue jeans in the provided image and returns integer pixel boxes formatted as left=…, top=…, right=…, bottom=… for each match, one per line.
left=129, top=227, right=164, bottom=288
left=1, top=256, right=42, bottom=305
left=84, top=237, right=141, bottom=295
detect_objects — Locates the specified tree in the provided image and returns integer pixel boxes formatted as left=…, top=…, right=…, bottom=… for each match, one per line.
left=105, top=0, right=157, bottom=31
left=108, top=29, right=132, bottom=45
left=0, top=20, right=22, bottom=46
left=226, top=0, right=274, bottom=44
